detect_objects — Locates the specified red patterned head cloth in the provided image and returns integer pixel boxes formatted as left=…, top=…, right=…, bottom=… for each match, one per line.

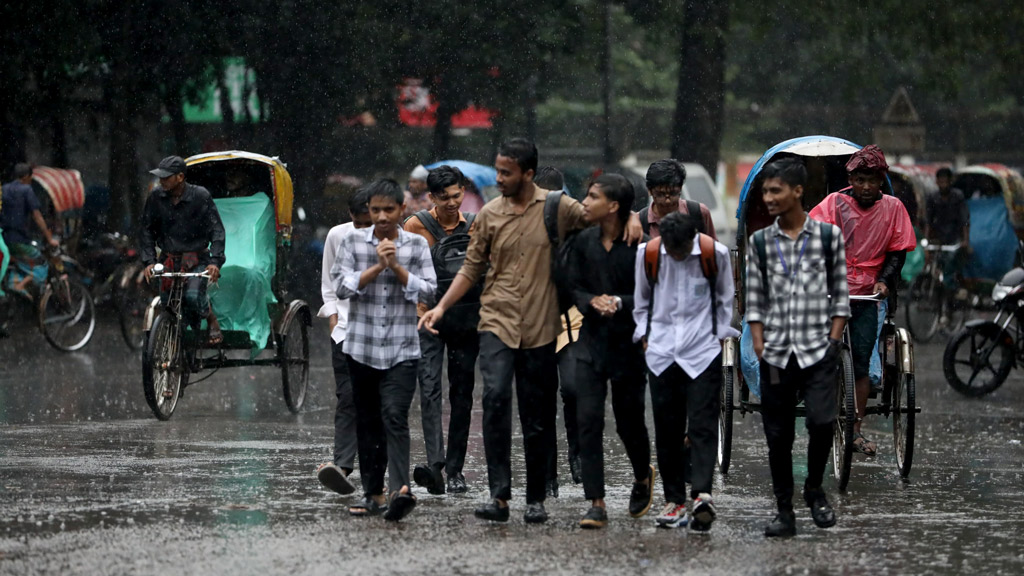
left=845, top=144, right=889, bottom=174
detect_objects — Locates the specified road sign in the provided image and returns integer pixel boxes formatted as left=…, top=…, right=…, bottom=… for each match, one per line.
left=874, top=87, right=925, bottom=153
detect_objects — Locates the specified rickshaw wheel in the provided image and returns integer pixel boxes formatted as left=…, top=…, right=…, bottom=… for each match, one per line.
left=905, top=273, right=940, bottom=343
left=892, top=371, right=915, bottom=479
left=142, top=312, right=186, bottom=421
left=832, top=348, right=856, bottom=491
left=38, top=276, right=96, bottom=352
left=717, top=361, right=735, bottom=475
left=279, top=309, right=310, bottom=414
left=117, top=263, right=150, bottom=350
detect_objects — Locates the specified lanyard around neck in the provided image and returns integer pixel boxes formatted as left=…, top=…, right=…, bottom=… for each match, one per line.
left=774, top=233, right=810, bottom=278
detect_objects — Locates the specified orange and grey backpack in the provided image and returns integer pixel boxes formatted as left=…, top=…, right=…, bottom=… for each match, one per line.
left=643, top=233, right=719, bottom=338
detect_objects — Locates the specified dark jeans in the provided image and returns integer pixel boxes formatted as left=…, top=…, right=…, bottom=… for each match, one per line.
left=547, top=343, right=580, bottom=483
left=347, top=357, right=418, bottom=498
left=648, top=356, right=721, bottom=503
left=331, top=341, right=357, bottom=471
left=760, top=352, right=837, bottom=509
left=478, top=331, right=558, bottom=504
left=576, top=359, right=650, bottom=500
left=418, top=327, right=480, bottom=475
left=849, top=301, right=879, bottom=380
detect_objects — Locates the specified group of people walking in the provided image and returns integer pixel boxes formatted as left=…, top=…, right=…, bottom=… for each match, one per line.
left=312, top=138, right=914, bottom=536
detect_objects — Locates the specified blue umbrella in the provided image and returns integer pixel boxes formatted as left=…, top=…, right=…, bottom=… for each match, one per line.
left=425, top=160, right=498, bottom=199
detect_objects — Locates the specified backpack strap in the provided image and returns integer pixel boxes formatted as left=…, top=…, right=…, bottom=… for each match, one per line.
left=638, top=206, right=651, bottom=236
left=685, top=199, right=705, bottom=235
left=697, top=233, right=719, bottom=337
left=753, top=228, right=769, bottom=304
left=820, top=220, right=834, bottom=299
left=463, top=211, right=476, bottom=228
left=410, top=209, right=447, bottom=243
left=643, top=238, right=661, bottom=340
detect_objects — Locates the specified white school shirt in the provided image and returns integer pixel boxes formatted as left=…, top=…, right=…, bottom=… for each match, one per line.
left=632, top=233, right=740, bottom=378
left=319, top=222, right=354, bottom=343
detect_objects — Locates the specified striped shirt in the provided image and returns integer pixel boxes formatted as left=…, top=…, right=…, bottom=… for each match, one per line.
left=331, top=226, right=437, bottom=370
left=746, top=215, right=850, bottom=369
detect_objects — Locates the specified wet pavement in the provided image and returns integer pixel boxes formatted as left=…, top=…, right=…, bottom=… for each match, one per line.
left=2, top=313, right=1024, bottom=575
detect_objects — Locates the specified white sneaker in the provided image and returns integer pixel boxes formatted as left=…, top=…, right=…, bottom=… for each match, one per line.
left=690, top=493, right=717, bottom=531
left=654, top=501, right=689, bottom=528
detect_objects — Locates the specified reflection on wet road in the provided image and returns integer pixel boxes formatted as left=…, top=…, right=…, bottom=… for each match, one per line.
left=2, top=316, right=1023, bottom=575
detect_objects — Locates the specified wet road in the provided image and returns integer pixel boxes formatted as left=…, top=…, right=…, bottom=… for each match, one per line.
left=2, top=314, right=1023, bottom=575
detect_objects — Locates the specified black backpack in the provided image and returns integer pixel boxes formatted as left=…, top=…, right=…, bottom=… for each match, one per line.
left=639, top=199, right=705, bottom=236
left=411, top=209, right=482, bottom=339
left=543, top=190, right=578, bottom=343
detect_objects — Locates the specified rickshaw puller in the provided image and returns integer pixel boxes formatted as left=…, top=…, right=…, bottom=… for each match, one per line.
left=1, top=163, right=59, bottom=297
left=140, top=156, right=226, bottom=348
left=747, top=158, right=850, bottom=537
left=809, top=145, right=916, bottom=457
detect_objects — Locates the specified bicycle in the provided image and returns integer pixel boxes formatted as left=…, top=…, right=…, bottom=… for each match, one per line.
left=905, top=241, right=966, bottom=342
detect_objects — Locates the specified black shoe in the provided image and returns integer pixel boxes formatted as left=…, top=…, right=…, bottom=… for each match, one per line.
left=579, top=506, right=608, bottom=529
left=803, top=487, right=837, bottom=528
left=689, top=493, right=717, bottom=532
left=474, top=499, right=510, bottom=522
left=447, top=472, right=468, bottom=494
left=545, top=478, right=559, bottom=498
left=569, top=454, right=583, bottom=485
left=524, top=502, right=548, bottom=524
left=764, top=509, right=796, bottom=538
left=413, top=464, right=445, bottom=495
left=628, top=465, right=656, bottom=518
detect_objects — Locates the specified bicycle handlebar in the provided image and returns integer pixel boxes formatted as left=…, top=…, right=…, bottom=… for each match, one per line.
left=919, top=240, right=961, bottom=252
left=151, top=264, right=210, bottom=279
left=849, top=293, right=885, bottom=302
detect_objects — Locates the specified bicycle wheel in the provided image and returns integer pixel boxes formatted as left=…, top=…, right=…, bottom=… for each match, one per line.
left=943, top=326, right=1014, bottom=397
left=278, top=309, right=310, bottom=414
left=117, top=263, right=150, bottom=350
left=38, top=276, right=95, bottom=352
left=905, top=273, right=940, bottom=343
left=892, top=370, right=915, bottom=479
left=142, top=312, right=186, bottom=420
left=832, top=348, right=856, bottom=491
left=717, top=360, right=735, bottom=475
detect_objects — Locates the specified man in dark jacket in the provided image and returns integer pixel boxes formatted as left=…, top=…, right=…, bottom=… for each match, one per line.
left=139, top=155, right=227, bottom=345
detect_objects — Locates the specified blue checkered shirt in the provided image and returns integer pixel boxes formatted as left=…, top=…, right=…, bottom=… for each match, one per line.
left=746, top=215, right=850, bottom=369
left=331, top=226, right=437, bottom=370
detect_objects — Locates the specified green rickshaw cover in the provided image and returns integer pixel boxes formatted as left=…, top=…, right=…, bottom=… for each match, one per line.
left=209, top=195, right=277, bottom=352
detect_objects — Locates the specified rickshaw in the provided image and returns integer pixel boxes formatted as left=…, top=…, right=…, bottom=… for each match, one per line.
left=719, top=136, right=918, bottom=490
left=141, top=151, right=310, bottom=420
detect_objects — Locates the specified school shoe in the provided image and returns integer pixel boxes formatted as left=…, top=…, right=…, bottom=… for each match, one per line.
left=803, top=486, right=837, bottom=528
left=764, top=508, right=797, bottom=537
left=316, top=462, right=355, bottom=496
left=689, top=493, right=716, bottom=532
left=474, top=499, right=510, bottom=522
left=413, top=463, right=446, bottom=495
left=447, top=472, right=468, bottom=494
left=579, top=506, right=608, bottom=529
left=654, top=502, right=689, bottom=528
left=569, top=454, right=583, bottom=484
left=628, top=465, right=656, bottom=518
left=524, top=502, right=549, bottom=524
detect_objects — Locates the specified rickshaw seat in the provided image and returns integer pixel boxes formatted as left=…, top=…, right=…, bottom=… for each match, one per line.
left=208, top=195, right=277, bottom=352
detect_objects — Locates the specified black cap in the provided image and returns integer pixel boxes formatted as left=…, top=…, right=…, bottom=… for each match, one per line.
left=149, top=156, right=186, bottom=178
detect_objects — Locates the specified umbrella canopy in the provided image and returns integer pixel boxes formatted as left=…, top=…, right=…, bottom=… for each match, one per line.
left=737, top=135, right=862, bottom=210
left=425, top=160, right=497, bottom=199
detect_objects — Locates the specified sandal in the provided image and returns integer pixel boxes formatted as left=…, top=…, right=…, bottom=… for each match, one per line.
left=853, top=433, right=877, bottom=457
left=349, top=497, right=387, bottom=517
left=383, top=486, right=417, bottom=522
left=207, top=328, right=223, bottom=346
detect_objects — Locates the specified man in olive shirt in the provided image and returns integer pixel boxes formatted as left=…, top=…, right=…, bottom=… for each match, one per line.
left=420, top=138, right=642, bottom=523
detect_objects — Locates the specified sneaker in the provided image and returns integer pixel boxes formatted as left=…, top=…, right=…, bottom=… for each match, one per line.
left=447, top=472, right=468, bottom=494
left=579, top=506, right=608, bottom=529
left=524, top=502, right=549, bottom=524
left=654, top=502, right=689, bottom=528
left=316, top=462, right=355, bottom=495
left=803, top=486, right=836, bottom=528
left=474, top=499, right=510, bottom=522
left=413, top=463, right=445, bottom=495
left=689, top=493, right=717, bottom=532
left=764, top=509, right=796, bottom=537
left=628, top=465, right=656, bottom=518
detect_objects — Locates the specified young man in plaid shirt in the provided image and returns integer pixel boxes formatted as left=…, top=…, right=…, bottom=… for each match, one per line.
left=331, top=179, right=437, bottom=522
left=746, top=158, right=850, bottom=538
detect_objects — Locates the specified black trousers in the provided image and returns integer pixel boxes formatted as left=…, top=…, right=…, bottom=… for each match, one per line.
left=478, top=331, right=558, bottom=504
left=760, top=352, right=837, bottom=509
left=331, top=341, right=357, bottom=471
left=648, top=356, right=721, bottom=503
left=418, top=328, right=480, bottom=476
left=347, top=358, right=418, bottom=499
left=547, top=343, right=580, bottom=483
left=576, top=359, right=650, bottom=500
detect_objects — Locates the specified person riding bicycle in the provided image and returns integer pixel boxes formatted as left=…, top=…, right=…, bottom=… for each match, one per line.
left=809, top=145, right=916, bottom=457
left=139, top=155, right=226, bottom=345
left=1, top=163, right=59, bottom=299
left=925, top=167, right=971, bottom=301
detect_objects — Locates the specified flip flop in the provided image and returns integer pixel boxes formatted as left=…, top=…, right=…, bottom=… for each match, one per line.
left=383, top=488, right=416, bottom=522
left=317, top=462, right=355, bottom=495
left=349, top=498, right=387, bottom=517
left=207, top=328, right=223, bottom=346
left=853, top=433, right=877, bottom=456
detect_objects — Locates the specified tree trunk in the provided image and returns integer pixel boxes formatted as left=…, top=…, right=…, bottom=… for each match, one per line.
left=671, top=0, right=730, bottom=175
left=431, top=87, right=455, bottom=161
left=163, top=86, right=189, bottom=154
left=601, top=0, right=615, bottom=166
left=107, top=89, right=138, bottom=235
left=44, top=79, right=69, bottom=168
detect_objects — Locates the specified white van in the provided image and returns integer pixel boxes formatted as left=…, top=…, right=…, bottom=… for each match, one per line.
left=623, top=159, right=735, bottom=247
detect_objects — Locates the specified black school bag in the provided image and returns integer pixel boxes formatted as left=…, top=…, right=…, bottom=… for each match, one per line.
left=543, top=190, right=578, bottom=343
left=411, top=210, right=483, bottom=340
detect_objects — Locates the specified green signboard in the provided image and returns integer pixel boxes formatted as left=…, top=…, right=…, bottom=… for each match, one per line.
left=180, top=57, right=262, bottom=123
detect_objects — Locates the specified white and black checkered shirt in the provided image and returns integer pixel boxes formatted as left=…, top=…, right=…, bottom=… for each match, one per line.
left=331, top=226, right=437, bottom=370
left=746, top=215, right=850, bottom=369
